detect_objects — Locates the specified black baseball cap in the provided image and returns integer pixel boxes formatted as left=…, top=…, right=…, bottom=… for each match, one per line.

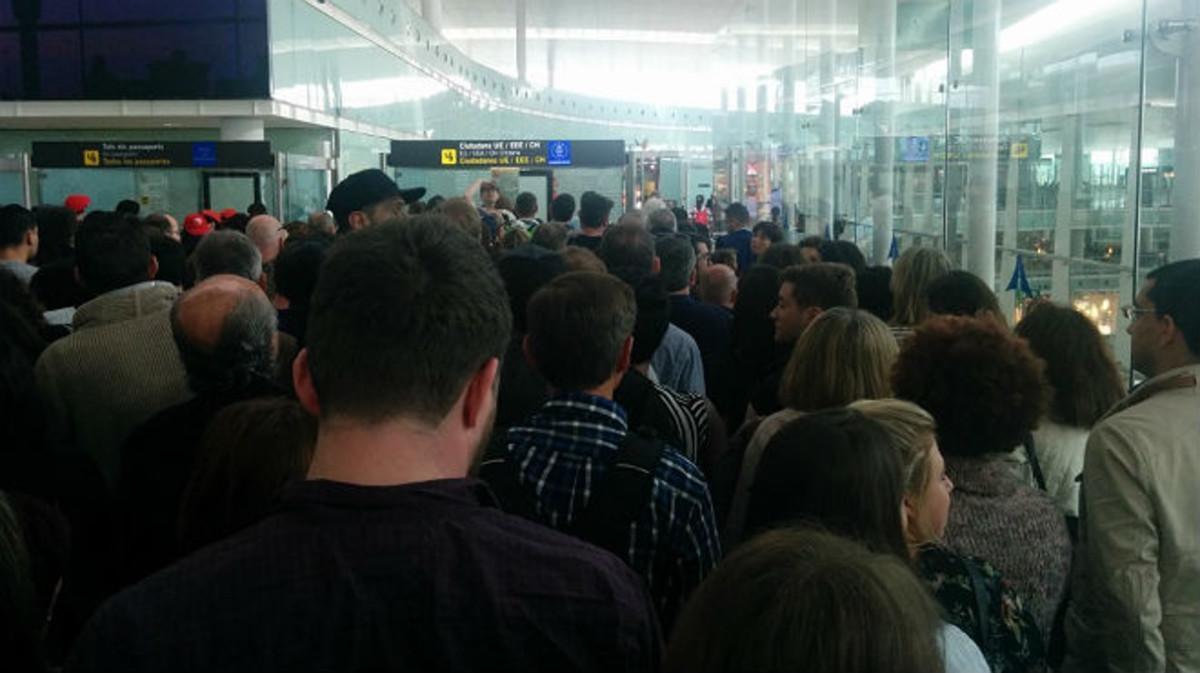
left=326, top=169, right=426, bottom=231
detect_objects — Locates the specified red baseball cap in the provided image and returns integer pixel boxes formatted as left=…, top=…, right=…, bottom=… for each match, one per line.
left=219, top=208, right=238, bottom=221
left=64, top=194, right=91, bottom=214
left=183, top=213, right=212, bottom=237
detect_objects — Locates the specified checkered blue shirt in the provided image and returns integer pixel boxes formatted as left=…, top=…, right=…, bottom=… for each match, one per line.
left=505, top=392, right=721, bottom=626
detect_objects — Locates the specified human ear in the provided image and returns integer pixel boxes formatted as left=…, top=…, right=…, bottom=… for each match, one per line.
left=293, top=349, right=321, bottom=416
left=461, top=357, right=500, bottom=430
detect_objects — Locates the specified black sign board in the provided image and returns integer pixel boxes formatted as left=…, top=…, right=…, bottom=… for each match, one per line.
left=31, top=141, right=274, bottom=169
left=388, top=140, right=626, bottom=169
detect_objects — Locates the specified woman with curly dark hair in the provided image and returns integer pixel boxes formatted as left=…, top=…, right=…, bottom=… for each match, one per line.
left=1015, top=302, right=1124, bottom=518
left=893, top=315, right=1070, bottom=644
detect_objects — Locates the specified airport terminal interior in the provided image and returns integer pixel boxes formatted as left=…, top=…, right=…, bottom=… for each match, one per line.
left=2, top=0, right=1199, bottom=671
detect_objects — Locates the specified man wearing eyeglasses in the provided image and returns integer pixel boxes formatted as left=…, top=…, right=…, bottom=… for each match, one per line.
left=1067, top=259, right=1200, bottom=673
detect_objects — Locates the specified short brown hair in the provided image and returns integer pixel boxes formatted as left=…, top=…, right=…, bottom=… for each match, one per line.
left=306, top=217, right=511, bottom=423
left=530, top=221, right=569, bottom=251
left=527, top=271, right=636, bottom=391
left=665, top=528, right=945, bottom=673
left=1015, top=302, right=1123, bottom=428
left=779, top=307, right=897, bottom=411
left=559, top=246, right=606, bottom=274
left=781, top=262, right=858, bottom=311
left=893, top=315, right=1048, bottom=456
left=598, top=223, right=656, bottom=284
left=758, top=243, right=807, bottom=269
left=437, top=197, right=484, bottom=243
left=710, top=248, right=738, bottom=272
left=178, top=398, right=316, bottom=552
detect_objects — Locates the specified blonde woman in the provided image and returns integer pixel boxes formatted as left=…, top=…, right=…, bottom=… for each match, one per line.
left=852, top=399, right=1046, bottom=673
left=891, top=246, right=952, bottom=339
left=723, top=307, right=897, bottom=544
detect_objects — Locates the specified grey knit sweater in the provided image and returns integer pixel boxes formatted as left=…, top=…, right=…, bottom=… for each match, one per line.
left=35, top=281, right=190, bottom=488
left=942, top=454, right=1072, bottom=641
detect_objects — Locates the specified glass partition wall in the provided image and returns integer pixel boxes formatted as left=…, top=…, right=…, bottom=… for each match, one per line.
left=711, top=0, right=1199, bottom=375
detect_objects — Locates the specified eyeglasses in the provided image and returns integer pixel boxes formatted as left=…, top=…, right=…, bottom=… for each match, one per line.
left=1122, top=305, right=1156, bottom=320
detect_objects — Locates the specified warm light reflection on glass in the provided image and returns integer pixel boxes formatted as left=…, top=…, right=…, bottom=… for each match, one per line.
left=1073, top=293, right=1119, bottom=336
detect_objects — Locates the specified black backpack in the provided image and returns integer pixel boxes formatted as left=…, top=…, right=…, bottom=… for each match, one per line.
left=478, top=431, right=665, bottom=560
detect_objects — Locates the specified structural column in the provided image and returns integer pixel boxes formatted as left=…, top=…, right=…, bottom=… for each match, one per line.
left=1173, top=6, right=1200, bottom=260
left=965, top=0, right=1001, bottom=287
left=515, top=0, right=528, bottom=83
left=999, top=144, right=1021, bottom=318
left=420, top=0, right=443, bottom=32
left=1052, top=115, right=1080, bottom=302
left=1117, top=123, right=1141, bottom=372
left=866, top=0, right=897, bottom=263
left=816, top=49, right=836, bottom=236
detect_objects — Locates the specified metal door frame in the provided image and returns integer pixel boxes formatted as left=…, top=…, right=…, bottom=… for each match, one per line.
left=201, top=171, right=263, bottom=209
left=519, top=168, right=554, bottom=220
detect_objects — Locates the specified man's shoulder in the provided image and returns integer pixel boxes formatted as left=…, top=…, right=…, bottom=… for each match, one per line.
left=106, top=496, right=647, bottom=612
left=121, top=396, right=206, bottom=458
left=0, top=260, right=37, bottom=283
left=38, top=308, right=175, bottom=379
left=483, top=502, right=647, bottom=575
left=1093, top=384, right=1198, bottom=447
left=568, top=233, right=602, bottom=249
left=675, top=296, right=733, bottom=327
left=662, top=323, right=700, bottom=351
left=651, top=443, right=711, bottom=504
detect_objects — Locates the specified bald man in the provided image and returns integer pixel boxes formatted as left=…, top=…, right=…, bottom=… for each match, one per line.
left=246, top=214, right=287, bottom=265
left=119, top=274, right=288, bottom=584
left=700, top=263, right=738, bottom=311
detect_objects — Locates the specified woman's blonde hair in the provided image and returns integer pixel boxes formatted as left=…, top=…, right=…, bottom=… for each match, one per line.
left=779, top=308, right=898, bottom=411
left=849, top=399, right=937, bottom=498
left=891, top=246, right=952, bottom=326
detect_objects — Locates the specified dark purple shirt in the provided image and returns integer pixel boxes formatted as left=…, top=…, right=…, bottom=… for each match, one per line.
left=68, top=478, right=661, bottom=672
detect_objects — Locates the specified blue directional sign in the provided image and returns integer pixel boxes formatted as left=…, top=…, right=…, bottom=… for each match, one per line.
left=191, top=142, right=218, bottom=167
left=547, top=140, right=573, bottom=166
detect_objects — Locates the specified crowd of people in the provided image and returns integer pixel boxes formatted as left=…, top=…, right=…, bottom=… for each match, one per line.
left=1, top=167, right=1197, bottom=672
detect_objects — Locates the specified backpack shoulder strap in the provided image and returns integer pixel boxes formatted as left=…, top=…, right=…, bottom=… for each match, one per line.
left=476, top=430, right=539, bottom=521
left=1022, top=432, right=1048, bottom=492
left=963, top=556, right=995, bottom=660
left=570, top=433, right=665, bottom=556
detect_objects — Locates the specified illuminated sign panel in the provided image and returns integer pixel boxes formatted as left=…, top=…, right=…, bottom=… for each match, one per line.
left=389, top=140, right=624, bottom=169
left=31, top=141, right=274, bottom=169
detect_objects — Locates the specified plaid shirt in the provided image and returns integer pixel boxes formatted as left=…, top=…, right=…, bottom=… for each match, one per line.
left=505, top=392, right=721, bottom=627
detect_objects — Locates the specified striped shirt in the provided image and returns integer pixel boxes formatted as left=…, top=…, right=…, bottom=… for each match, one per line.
left=505, top=392, right=721, bottom=627
left=653, top=384, right=710, bottom=465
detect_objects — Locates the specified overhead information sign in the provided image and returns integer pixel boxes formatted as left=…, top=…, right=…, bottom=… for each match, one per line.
left=31, top=141, right=274, bottom=169
left=893, top=135, right=1041, bottom=162
left=388, top=139, right=625, bottom=169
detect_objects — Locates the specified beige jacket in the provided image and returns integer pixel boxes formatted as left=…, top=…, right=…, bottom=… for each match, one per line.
left=35, top=281, right=190, bottom=488
left=1066, top=364, right=1200, bottom=673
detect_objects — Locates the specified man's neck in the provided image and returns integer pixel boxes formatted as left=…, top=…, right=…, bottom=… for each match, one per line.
left=566, top=370, right=624, bottom=401
left=1148, top=353, right=1200, bottom=379
left=580, top=226, right=605, bottom=237
left=0, top=247, right=29, bottom=263
left=669, top=287, right=691, bottom=297
left=306, top=415, right=469, bottom=487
